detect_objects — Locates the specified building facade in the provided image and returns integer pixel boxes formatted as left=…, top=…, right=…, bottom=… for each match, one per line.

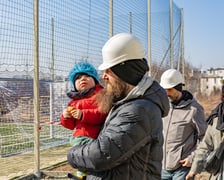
left=200, top=68, right=224, bottom=96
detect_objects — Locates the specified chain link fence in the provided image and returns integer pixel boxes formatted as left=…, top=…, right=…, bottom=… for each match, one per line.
left=0, top=0, right=182, bottom=178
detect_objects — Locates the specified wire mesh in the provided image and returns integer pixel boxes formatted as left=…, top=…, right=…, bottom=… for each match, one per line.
left=0, top=0, right=182, bottom=178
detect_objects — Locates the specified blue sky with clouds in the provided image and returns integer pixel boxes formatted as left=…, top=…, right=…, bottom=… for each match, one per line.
left=174, top=0, right=224, bottom=70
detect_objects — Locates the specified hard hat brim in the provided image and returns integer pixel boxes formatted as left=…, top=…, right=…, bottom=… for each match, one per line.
left=98, top=61, right=118, bottom=70
left=160, top=83, right=176, bottom=89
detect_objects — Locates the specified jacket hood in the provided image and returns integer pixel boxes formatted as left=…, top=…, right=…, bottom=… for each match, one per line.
left=171, top=90, right=195, bottom=109
left=118, top=75, right=169, bottom=117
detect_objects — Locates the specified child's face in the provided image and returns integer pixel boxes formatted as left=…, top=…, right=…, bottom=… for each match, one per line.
left=75, top=74, right=96, bottom=91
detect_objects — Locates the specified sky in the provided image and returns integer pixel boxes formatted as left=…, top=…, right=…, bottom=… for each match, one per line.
left=173, top=0, right=224, bottom=70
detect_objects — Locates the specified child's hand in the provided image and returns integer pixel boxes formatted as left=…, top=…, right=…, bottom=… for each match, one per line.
left=70, top=109, right=83, bottom=120
left=62, top=107, right=72, bottom=118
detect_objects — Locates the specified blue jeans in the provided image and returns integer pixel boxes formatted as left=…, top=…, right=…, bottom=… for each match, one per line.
left=162, top=166, right=190, bottom=180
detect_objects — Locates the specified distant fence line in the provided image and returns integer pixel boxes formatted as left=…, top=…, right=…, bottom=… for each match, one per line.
left=0, top=0, right=182, bottom=178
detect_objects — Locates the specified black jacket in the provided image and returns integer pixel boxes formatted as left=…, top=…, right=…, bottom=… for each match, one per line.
left=67, top=76, right=169, bottom=180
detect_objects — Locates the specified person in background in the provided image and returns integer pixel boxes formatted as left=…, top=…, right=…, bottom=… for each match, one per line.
left=60, top=61, right=107, bottom=180
left=67, top=33, right=170, bottom=180
left=186, top=80, right=224, bottom=180
left=160, top=69, right=207, bottom=180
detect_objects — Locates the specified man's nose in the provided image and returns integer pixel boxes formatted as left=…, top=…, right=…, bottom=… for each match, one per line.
left=102, top=72, right=109, bottom=80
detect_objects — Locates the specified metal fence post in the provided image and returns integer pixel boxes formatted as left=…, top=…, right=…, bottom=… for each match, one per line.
left=33, top=0, right=41, bottom=178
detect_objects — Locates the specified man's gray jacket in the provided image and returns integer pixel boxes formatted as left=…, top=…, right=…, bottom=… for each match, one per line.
left=191, top=111, right=224, bottom=179
left=162, top=90, right=207, bottom=171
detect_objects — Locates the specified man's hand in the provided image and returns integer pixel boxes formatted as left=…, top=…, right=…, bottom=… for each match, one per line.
left=179, top=158, right=191, bottom=167
left=186, top=171, right=195, bottom=180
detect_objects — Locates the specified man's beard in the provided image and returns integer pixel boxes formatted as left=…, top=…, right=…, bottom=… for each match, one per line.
left=95, top=79, right=128, bottom=113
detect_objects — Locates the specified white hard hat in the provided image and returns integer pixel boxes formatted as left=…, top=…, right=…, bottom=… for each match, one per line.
left=98, top=33, right=145, bottom=70
left=160, top=69, right=185, bottom=89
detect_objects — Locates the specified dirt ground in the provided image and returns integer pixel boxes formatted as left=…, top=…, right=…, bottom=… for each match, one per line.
left=47, top=95, right=221, bottom=179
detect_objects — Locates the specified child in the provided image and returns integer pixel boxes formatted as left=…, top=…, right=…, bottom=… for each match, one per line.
left=60, top=61, right=107, bottom=180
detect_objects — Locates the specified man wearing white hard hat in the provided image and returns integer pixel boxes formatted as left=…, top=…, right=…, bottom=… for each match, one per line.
left=67, top=32, right=170, bottom=180
left=160, top=69, right=207, bottom=180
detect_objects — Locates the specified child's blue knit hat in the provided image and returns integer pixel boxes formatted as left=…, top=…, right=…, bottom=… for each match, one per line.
left=68, top=61, right=99, bottom=88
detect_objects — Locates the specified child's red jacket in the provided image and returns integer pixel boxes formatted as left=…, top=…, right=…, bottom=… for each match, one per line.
left=60, top=84, right=107, bottom=139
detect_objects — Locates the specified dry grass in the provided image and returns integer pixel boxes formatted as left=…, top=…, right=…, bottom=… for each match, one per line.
left=197, top=94, right=221, bottom=117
